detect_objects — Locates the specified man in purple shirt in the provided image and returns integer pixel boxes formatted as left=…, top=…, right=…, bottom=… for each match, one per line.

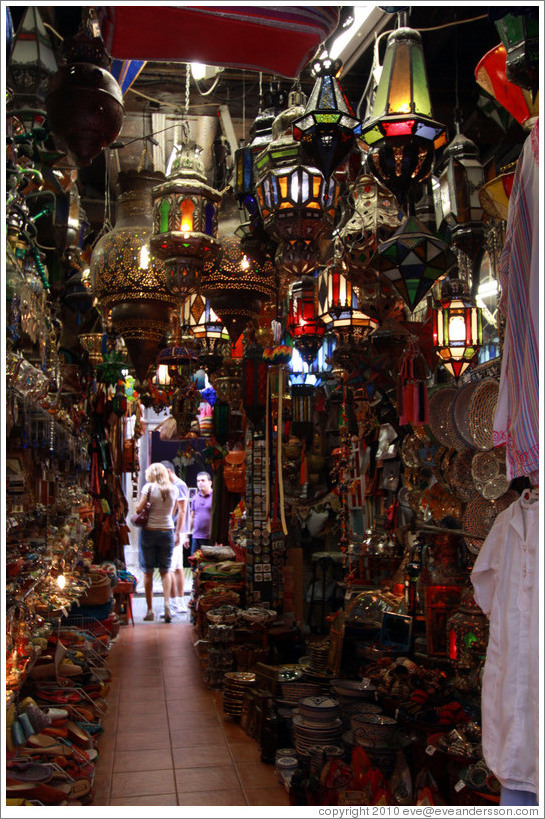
left=184, top=471, right=213, bottom=556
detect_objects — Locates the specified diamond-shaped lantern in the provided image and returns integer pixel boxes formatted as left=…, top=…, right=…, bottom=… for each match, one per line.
left=377, top=215, right=456, bottom=312
left=255, top=89, right=340, bottom=279
left=286, top=276, right=325, bottom=366
left=151, top=141, right=222, bottom=299
left=317, top=265, right=379, bottom=346
left=432, top=278, right=483, bottom=379
left=433, top=124, right=486, bottom=259
left=200, top=235, right=276, bottom=344
left=292, top=55, right=362, bottom=181
left=361, top=25, right=448, bottom=207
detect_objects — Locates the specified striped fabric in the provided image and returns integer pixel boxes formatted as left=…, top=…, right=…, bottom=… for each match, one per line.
left=493, top=119, right=539, bottom=479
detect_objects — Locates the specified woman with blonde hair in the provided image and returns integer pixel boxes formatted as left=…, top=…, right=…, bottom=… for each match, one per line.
left=134, top=462, right=178, bottom=622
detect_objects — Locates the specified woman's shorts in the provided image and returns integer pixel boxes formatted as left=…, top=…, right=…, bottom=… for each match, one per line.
left=139, top=529, right=174, bottom=572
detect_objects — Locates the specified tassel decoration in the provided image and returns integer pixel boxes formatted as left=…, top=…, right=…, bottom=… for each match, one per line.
left=398, top=337, right=429, bottom=426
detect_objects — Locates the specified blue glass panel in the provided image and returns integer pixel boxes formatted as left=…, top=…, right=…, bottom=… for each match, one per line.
left=204, top=203, right=214, bottom=235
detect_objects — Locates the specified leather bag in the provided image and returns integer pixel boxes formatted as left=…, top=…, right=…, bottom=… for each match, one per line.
left=131, top=486, right=152, bottom=527
left=223, top=450, right=246, bottom=494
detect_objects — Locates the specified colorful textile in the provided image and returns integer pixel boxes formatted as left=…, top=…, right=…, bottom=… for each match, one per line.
left=97, top=6, right=340, bottom=78
left=493, top=119, right=539, bottom=479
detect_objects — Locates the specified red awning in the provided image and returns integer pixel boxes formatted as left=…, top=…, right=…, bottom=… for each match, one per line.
left=97, top=6, right=340, bottom=78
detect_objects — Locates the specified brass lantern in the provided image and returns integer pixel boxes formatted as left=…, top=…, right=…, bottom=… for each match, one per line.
left=90, top=170, right=177, bottom=383
left=317, top=265, right=378, bottom=346
left=361, top=24, right=448, bottom=207
left=200, top=235, right=276, bottom=344
left=151, top=141, right=222, bottom=299
left=433, top=124, right=486, bottom=259
left=432, top=278, right=483, bottom=379
left=254, top=89, right=340, bottom=279
left=7, top=7, right=58, bottom=122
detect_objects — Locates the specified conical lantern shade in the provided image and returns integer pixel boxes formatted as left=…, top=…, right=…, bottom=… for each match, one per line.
left=377, top=215, right=456, bottom=311
left=475, top=43, right=539, bottom=129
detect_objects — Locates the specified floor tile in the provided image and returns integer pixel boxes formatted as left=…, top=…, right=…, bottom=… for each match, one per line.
left=170, top=726, right=227, bottom=748
left=245, top=786, right=291, bottom=806
left=221, top=719, right=252, bottom=743
left=173, top=744, right=232, bottom=769
left=168, top=711, right=220, bottom=729
left=236, top=762, right=279, bottom=789
left=174, top=764, right=240, bottom=792
left=118, top=701, right=168, bottom=718
left=226, top=741, right=263, bottom=764
left=115, top=730, right=168, bottom=752
left=110, top=768, right=176, bottom=799
left=110, top=793, right=178, bottom=806
left=116, top=714, right=169, bottom=734
left=177, top=789, right=247, bottom=806
left=113, top=747, right=174, bottom=773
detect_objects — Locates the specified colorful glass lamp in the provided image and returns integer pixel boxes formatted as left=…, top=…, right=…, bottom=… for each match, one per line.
left=7, top=6, right=58, bottom=124
left=292, top=55, right=362, bottom=181
left=377, top=214, right=456, bottom=312
left=286, top=276, right=325, bottom=366
left=432, top=278, right=483, bottom=379
left=475, top=44, right=539, bottom=130
left=494, top=11, right=539, bottom=98
left=317, top=265, right=379, bottom=345
left=151, top=141, right=223, bottom=299
left=182, top=293, right=229, bottom=375
left=361, top=25, right=448, bottom=207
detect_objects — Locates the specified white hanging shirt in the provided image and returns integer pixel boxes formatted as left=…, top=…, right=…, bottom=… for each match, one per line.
left=471, top=490, right=539, bottom=792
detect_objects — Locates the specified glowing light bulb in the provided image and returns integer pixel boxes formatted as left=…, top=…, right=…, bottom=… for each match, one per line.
left=241, top=255, right=250, bottom=271
left=139, top=244, right=150, bottom=269
left=449, top=314, right=466, bottom=343
left=57, top=574, right=66, bottom=589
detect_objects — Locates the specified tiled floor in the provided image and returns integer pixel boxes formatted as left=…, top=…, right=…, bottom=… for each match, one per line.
left=92, top=595, right=291, bottom=807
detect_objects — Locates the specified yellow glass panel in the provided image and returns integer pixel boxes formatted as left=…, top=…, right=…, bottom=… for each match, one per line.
left=388, top=42, right=412, bottom=115
left=312, top=176, right=321, bottom=198
left=180, top=199, right=195, bottom=232
left=278, top=176, right=288, bottom=200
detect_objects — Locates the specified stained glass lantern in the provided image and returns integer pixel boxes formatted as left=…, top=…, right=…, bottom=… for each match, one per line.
left=242, top=343, right=268, bottom=428
left=151, top=141, right=222, bottom=299
left=46, top=10, right=124, bottom=167
left=90, top=170, right=177, bottom=383
left=433, top=125, right=486, bottom=259
left=200, top=235, right=276, bottom=344
left=292, top=55, right=362, bottom=181
left=182, top=293, right=230, bottom=375
left=286, top=276, right=325, bottom=366
left=317, top=265, right=379, bottom=345
left=475, top=44, right=539, bottom=130
left=432, top=278, right=483, bottom=379
left=377, top=215, right=456, bottom=312
left=254, top=89, right=340, bottom=279
left=7, top=7, right=58, bottom=123
left=495, top=10, right=539, bottom=98
left=289, top=337, right=336, bottom=432
left=234, top=106, right=279, bottom=219
left=478, top=169, right=515, bottom=222
left=361, top=25, right=448, bottom=207
left=447, top=587, right=489, bottom=670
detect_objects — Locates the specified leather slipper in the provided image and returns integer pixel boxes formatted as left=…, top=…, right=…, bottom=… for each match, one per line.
left=6, top=761, right=53, bottom=782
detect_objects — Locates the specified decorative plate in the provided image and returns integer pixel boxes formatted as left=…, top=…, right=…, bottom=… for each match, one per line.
left=428, top=388, right=459, bottom=448
left=466, top=379, right=499, bottom=451
left=450, top=449, right=478, bottom=502
left=462, top=489, right=518, bottom=555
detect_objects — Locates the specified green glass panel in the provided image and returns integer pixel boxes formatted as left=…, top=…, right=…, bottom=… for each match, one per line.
left=362, top=125, right=383, bottom=145
left=316, top=113, right=340, bottom=123
left=411, top=44, right=432, bottom=117
left=373, top=39, right=394, bottom=118
left=159, top=198, right=170, bottom=233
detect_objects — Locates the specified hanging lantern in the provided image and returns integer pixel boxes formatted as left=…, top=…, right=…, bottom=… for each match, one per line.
left=377, top=215, right=456, bottom=312
left=447, top=587, right=489, bottom=670
left=292, top=55, right=362, bottom=181
left=289, top=337, right=336, bottom=430
left=432, top=278, right=483, bottom=379
left=62, top=248, right=95, bottom=318
left=182, top=293, right=230, bottom=374
left=478, top=169, right=516, bottom=222
left=156, top=310, right=199, bottom=390
left=317, top=265, right=378, bottom=346
left=200, top=235, right=276, bottom=344
left=254, top=89, right=340, bottom=279
left=494, top=11, right=539, bottom=98
left=335, top=172, right=404, bottom=286
left=7, top=7, right=58, bottom=119
left=361, top=25, right=448, bottom=206
left=234, top=105, right=279, bottom=218
left=150, top=141, right=222, bottom=299
left=90, top=169, right=177, bottom=382
left=46, top=9, right=124, bottom=167
left=475, top=44, right=539, bottom=130
left=433, top=124, right=486, bottom=259
left=211, top=354, right=243, bottom=407
left=147, top=364, right=174, bottom=413
left=286, top=276, right=325, bottom=365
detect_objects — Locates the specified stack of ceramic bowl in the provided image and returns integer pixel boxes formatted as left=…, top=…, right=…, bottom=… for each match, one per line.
left=222, top=670, right=256, bottom=718
left=308, top=640, right=331, bottom=675
left=331, top=678, right=378, bottom=705
left=275, top=748, right=298, bottom=786
left=292, top=696, right=343, bottom=756
left=351, top=713, right=397, bottom=750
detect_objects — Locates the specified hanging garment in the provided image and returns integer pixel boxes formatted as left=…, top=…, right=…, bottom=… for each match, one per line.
left=470, top=489, right=539, bottom=794
left=493, top=119, right=539, bottom=479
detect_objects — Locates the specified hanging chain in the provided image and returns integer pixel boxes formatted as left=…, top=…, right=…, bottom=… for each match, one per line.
left=258, top=71, right=263, bottom=112
left=242, top=70, right=246, bottom=141
left=185, top=63, right=191, bottom=116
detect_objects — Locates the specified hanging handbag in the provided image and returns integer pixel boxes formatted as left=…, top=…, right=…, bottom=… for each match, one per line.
left=223, top=450, right=246, bottom=494
left=130, top=486, right=152, bottom=527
